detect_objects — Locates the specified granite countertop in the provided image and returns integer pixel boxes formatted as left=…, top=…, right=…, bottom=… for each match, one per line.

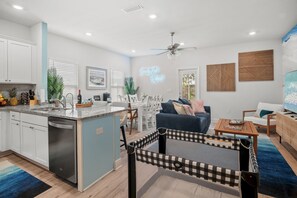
left=0, top=104, right=126, bottom=120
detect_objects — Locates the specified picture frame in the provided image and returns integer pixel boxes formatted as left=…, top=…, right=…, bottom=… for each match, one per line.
left=86, top=66, right=107, bottom=90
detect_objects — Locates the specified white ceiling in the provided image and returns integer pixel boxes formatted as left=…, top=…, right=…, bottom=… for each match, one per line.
left=1, top=0, right=297, bottom=57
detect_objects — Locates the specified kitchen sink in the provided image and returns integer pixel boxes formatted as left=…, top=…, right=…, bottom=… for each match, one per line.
left=32, top=107, right=72, bottom=112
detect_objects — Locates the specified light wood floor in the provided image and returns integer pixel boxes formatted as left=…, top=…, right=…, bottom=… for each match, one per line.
left=0, top=129, right=296, bottom=198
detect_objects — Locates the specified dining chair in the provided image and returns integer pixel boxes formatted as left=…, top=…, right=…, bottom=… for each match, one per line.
left=127, top=102, right=138, bottom=134
left=128, top=94, right=139, bottom=103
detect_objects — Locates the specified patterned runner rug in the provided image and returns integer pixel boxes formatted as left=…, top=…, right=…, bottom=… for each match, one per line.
left=0, top=160, right=51, bottom=198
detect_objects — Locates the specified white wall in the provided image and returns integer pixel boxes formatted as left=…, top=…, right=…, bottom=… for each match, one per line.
left=0, top=19, right=32, bottom=42
left=48, top=33, right=131, bottom=99
left=131, top=39, right=283, bottom=119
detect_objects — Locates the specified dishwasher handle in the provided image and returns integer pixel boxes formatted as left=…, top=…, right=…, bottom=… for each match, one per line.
left=49, top=121, right=74, bottom=130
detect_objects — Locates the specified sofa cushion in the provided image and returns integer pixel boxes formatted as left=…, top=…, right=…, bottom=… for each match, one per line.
left=179, top=98, right=191, bottom=106
left=173, top=102, right=187, bottom=115
left=255, top=102, right=284, bottom=117
left=191, top=99, right=206, bottom=113
left=245, top=116, right=276, bottom=126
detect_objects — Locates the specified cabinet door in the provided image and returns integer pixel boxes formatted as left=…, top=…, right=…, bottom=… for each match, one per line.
left=7, top=40, right=32, bottom=83
left=21, top=124, right=35, bottom=160
left=10, top=120, right=21, bottom=153
left=35, top=126, right=49, bottom=167
left=0, top=118, right=2, bottom=151
left=0, top=38, right=7, bottom=82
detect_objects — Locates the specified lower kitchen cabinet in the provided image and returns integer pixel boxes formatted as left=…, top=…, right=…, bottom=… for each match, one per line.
left=35, top=126, right=49, bottom=166
left=10, top=120, right=21, bottom=153
left=21, top=123, right=35, bottom=159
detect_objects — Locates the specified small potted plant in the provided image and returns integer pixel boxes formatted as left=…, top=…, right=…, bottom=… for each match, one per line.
left=9, top=87, right=18, bottom=106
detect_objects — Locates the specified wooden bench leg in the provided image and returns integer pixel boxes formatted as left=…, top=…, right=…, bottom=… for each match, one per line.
left=267, top=125, right=270, bottom=137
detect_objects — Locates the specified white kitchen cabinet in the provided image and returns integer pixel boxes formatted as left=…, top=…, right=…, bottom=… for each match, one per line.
left=20, top=113, right=49, bottom=167
left=0, top=113, right=2, bottom=151
left=7, top=40, right=32, bottom=83
left=0, top=37, right=35, bottom=83
left=10, top=120, right=21, bottom=153
left=35, top=126, right=49, bottom=166
left=21, top=123, right=35, bottom=159
left=0, top=38, right=7, bottom=82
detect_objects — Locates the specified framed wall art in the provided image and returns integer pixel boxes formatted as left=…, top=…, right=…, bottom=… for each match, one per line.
left=86, top=66, right=107, bottom=90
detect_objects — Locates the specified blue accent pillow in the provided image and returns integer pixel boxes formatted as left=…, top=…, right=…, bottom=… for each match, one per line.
left=260, top=110, right=273, bottom=118
left=179, top=98, right=191, bottom=106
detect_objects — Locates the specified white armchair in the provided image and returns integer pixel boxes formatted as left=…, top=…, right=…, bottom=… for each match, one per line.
left=243, top=102, right=284, bottom=136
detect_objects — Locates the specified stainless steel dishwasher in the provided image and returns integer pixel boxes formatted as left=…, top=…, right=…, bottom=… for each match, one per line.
left=48, top=117, right=77, bottom=184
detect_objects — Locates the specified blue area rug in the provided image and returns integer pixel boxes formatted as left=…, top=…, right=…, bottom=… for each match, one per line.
left=258, top=136, right=297, bottom=197
left=0, top=160, right=51, bottom=198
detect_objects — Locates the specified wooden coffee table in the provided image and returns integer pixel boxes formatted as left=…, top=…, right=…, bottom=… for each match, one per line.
left=214, top=119, right=259, bottom=154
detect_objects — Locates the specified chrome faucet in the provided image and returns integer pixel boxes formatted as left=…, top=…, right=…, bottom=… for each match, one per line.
left=50, top=96, right=66, bottom=109
left=66, top=93, right=74, bottom=109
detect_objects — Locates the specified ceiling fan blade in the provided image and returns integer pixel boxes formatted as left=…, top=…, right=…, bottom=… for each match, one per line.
left=177, top=47, right=197, bottom=51
left=156, top=51, right=169, bottom=55
left=151, top=48, right=169, bottom=51
left=172, top=43, right=180, bottom=49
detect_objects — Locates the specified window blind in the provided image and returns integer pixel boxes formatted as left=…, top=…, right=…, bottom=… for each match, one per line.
left=48, top=59, right=78, bottom=97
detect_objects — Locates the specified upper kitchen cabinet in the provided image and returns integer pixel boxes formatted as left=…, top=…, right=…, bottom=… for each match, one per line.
left=0, top=38, right=36, bottom=84
left=0, top=38, right=7, bottom=82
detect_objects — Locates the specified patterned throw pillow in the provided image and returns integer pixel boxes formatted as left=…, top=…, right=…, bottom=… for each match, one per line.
left=179, top=98, right=191, bottom=106
left=190, top=99, right=206, bottom=113
left=183, top=105, right=195, bottom=116
left=172, top=102, right=187, bottom=115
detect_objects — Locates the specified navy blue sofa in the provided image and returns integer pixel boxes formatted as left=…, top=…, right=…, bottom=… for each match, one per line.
left=156, top=100, right=211, bottom=134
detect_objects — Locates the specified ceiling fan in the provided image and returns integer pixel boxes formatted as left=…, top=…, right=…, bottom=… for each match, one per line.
left=151, top=32, right=197, bottom=57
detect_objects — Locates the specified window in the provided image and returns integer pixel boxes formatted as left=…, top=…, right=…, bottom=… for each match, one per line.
left=48, top=59, right=78, bottom=97
left=111, top=70, right=124, bottom=101
left=178, top=68, right=199, bottom=100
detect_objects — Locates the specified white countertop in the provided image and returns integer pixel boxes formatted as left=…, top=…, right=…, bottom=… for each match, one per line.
left=0, top=104, right=126, bottom=120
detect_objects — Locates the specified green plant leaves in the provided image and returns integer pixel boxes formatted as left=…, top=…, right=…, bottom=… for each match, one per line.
left=124, top=77, right=139, bottom=95
left=48, top=68, right=64, bottom=100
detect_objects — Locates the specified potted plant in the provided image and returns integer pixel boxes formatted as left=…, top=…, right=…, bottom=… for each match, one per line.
left=124, top=77, right=139, bottom=95
left=48, top=68, right=64, bottom=101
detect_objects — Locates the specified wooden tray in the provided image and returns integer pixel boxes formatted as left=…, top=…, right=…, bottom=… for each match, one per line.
left=76, top=102, right=93, bottom=108
left=229, top=120, right=244, bottom=125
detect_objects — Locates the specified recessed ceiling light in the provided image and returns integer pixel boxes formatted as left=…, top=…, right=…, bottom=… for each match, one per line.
left=85, top=32, right=92, bottom=36
left=132, top=50, right=136, bottom=53
left=149, top=14, right=157, bottom=19
left=180, top=42, right=185, bottom=46
left=249, top=31, right=256, bottom=36
left=12, top=5, right=24, bottom=10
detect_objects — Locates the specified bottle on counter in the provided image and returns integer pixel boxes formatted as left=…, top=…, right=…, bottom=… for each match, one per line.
left=77, top=89, right=82, bottom=104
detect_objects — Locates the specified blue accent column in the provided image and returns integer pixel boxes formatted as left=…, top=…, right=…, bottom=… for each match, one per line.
left=42, top=22, right=48, bottom=99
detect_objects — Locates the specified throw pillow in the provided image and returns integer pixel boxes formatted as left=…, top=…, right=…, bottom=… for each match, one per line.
left=161, top=102, right=177, bottom=114
left=179, top=98, right=191, bottom=106
left=183, top=105, right=195, bottom=116
left=260, top=109, right=273, bottom=118
left=172, top=102, right=187, bottom=115
left=190, top=99, right=206, bottom=113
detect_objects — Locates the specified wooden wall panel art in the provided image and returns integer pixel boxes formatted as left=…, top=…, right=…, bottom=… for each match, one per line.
left=238, top=49, right=274, bottom=81
left=207, top=63, right=235, bottom=91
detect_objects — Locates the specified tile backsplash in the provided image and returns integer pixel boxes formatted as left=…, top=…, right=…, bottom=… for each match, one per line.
left=0, top=84, right=36, bottom=99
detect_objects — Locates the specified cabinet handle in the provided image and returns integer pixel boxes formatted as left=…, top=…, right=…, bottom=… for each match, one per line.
left=16, top=123, right=19, bottom=126
left=8, top=80, right=11, bottom=82
left=30, top=126, right=34, bottom=129
left=12, top=115, right=15, bottom=117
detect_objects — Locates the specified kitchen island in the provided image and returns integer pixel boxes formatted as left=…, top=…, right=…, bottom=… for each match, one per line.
left=0, top=104, right=125, bottom=192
